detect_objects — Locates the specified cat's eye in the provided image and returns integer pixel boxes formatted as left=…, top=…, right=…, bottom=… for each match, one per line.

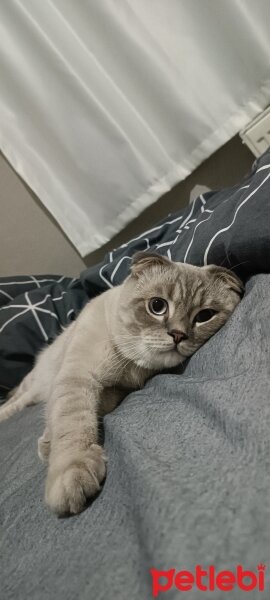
left=193, top=309, right=217, bottom=324
left=148, top=297, right=168, bottom=316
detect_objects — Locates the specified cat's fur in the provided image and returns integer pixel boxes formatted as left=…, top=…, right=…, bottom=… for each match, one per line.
left=0, top=253, right=243, bottom=515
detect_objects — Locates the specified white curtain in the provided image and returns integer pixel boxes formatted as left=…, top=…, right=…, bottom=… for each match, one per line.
left=1, top=0, right=270, bottom=256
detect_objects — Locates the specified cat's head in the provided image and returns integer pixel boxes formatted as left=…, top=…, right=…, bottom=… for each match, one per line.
left=115, top=252, right=243, bottom=370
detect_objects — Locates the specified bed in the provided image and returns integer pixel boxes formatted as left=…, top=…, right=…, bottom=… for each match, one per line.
left=1, top=149, right=270, bottom=599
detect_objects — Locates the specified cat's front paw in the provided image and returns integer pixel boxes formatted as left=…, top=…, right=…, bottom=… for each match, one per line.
left=45, top=444, right=106, bottom=516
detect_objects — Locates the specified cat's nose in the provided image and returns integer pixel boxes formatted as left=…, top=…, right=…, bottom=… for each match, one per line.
left=168, top=329, right=188, bottom=345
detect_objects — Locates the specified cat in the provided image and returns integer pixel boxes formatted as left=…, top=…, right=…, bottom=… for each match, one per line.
left=0, top=252, right=243, bottom=515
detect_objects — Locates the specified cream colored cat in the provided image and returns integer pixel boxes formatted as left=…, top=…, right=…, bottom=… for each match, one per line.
left=0, top=253, right=243, bottom=515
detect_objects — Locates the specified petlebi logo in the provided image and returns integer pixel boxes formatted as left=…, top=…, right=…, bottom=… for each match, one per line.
left=150, top=564, right=266, bottom=597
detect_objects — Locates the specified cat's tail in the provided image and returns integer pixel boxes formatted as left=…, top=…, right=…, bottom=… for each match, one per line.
left=0, top=372, right=41, bottom=422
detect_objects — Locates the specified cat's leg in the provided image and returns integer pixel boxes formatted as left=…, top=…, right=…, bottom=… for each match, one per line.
left=45, top=373, right=107, bottom=516
left=0, top=371, right=41, bottom=422
left=0, top=338, right=58, bottom=423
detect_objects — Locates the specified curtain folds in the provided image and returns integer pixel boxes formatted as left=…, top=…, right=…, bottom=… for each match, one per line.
left=1, top=0, right=270, bottom=255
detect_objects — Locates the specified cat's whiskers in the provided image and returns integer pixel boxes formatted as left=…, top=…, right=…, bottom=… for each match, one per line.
left=95, top=340, right=147, bottom=378
left=110, top=346, right=149, bottom=382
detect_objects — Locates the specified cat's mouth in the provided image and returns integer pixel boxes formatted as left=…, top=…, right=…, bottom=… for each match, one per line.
left=160, top=342, right=186, bottom=353
left=159, top=344, right=187, bottom=360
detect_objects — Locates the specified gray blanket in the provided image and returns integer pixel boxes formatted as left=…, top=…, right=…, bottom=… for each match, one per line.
left=1, top=273, right=270, bottom=600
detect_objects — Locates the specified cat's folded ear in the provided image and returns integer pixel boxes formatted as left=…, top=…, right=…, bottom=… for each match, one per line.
left=131, top=251, right=172, bottom=277
left=206, top=265, right=244, bottom=296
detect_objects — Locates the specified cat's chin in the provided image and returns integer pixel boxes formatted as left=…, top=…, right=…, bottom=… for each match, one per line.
left=135, top=350, right=184, bottom=370
left=161, top=350, right=185, bottom=368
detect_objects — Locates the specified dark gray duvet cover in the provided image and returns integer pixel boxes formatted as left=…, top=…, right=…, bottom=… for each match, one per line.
left=1, top=273, right=270, bottom=600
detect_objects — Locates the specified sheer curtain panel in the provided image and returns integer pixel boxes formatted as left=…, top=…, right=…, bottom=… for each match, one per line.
left=1, top=0, right=270, bottom=255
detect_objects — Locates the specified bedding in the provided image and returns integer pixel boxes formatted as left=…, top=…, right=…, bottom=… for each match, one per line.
left=1, top=273, right=270, bottom=600
left=1, top=148, right=270, bottom=399
left=0, top=148, right=270, bottom=599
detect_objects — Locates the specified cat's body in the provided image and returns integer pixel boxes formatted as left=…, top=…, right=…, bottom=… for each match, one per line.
left=0, top=253, right=243, bottom=515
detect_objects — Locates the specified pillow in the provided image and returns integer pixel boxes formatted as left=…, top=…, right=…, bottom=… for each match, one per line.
left=80, top=147, right=270, bottom=294
left=1, top=147, right=270, bottom=397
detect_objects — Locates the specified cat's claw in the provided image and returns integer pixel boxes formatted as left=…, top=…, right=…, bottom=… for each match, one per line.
left=45, top=444, right=106, bottom=516
left=38, top=429, right=51, bottom=462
